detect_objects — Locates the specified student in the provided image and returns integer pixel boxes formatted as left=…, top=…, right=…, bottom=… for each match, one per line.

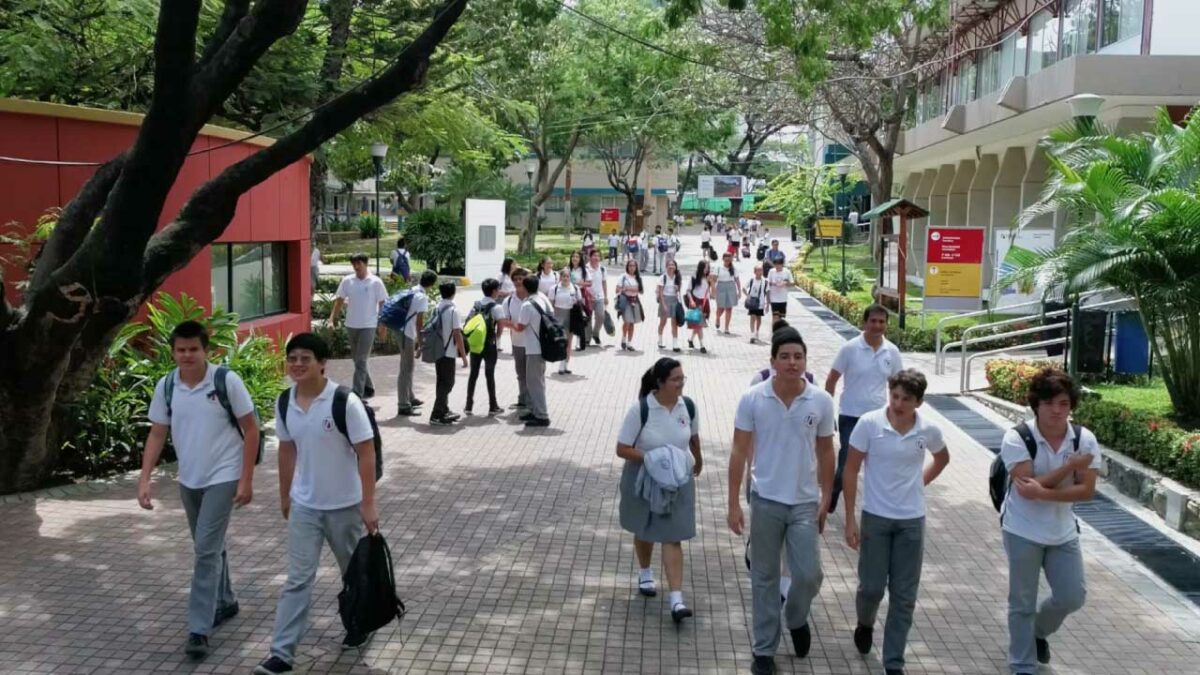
left=616, top=259, right=644, bottom=351
left=666, top=228, right=682, bottom=265
left=766, top=256, right=793, bottom=322
left=616, top=358, right=702, bottom=624
left=825, top=304, right=903, bottom=512
left=395, top=271, right=436, bottom=417
left=309, top=240, right=321, bottom=291
left=429, top=282, right=468, bottom=426
left=842, top=369, right=950, bottom=675
left=515, top=275, right=552, bottom=428
left=551, top=268, right=581, bottom=374
left=745, top=265, right=770, bottom=344
left=728, top=326, right=836, bottom=675
left=607, top=231, right=621, bottom=264
left=465, top=279, right=505, bottom=417
left=581, top=228, right=596, bottom=258
left=656, top=258, right=683, bottom=352
left=700, top=224, right=712, bottom=252
left=765, top=239, right=786, bottom=267
left=586, top=249, right=608, bottom=346
left=728, top=224, right=742, bottom=256
left=714, top=251, right=743, bottom=335
left=652, top=227, right=668, bottom=274
left=138, top=321, right=258, bottom=659
left=536, top=257, right=557, bottom=298
left=495, top=258, right=516, bottom=347
left=685, top=260, right=712, bottom=353
left=255, top=333, right=378, bottom=675
left=1000, top=368, right=1100, bottom=675
left=388, top=237, right=411, bottom=284
left=502, top=268, right=531, bottom=413
left=329, top=253, right=388, bottom=399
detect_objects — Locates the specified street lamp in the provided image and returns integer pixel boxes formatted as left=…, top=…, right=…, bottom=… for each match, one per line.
left=836, top=162, right=851, bottom=291
left=525, top=160, right=537, bottom=240
left=370, top=142, right=388, bottom=275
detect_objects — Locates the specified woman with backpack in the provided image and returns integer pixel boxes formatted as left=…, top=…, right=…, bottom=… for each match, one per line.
left=616, top=259, right=644, bottom=352
left=551, top=268, right=581, bottom=375
left=714, top=251, right=743, bottom=335
left=656, top=259, right=683, bottom=352
left=685, top=260, right=713, bottom=353
left=616, top=358, right=702, bottom=625
left=744, top=265, right=770, bottom=344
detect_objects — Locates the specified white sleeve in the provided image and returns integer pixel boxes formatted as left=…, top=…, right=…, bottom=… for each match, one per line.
left=274, top=396, right=292, bottom=442
left=927, top=424, right=947, bottom=454
left=374, top=278, right=389, bottom=304
left=616, top=402, right=643, bottom=447
left=848, top=414, right=872, bottom=452
left=733, top=391, right=755, bottom=432
left=817, top=393, right=836, bottom=437
left=831, top=343, right=850, bottom=374
left=335, top=276, right=350, bottom=299
left=1079, top=428, right=1102, bottom=468
left=891, top=345, right=904, bottom=373
left=343, top=393, right=375, bottom=445
left=689, top=400, right=700, bottom=436
left=1000, top=429, right=1032, bottom=470
left=450, top=307, right=463, bottom=331
left=148, top=377, right=170, bottom=425
left=224, top=371, right=256, bottom=418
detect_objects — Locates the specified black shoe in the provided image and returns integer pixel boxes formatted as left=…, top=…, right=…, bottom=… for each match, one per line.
left=464, top=405, right=473, bottom=415
left=885, top=670, right=905, bottom=675
left=524, top=418, right=550, bottom=428
left=184, top=633, right=209, bottom=659
left=396, top=406, right=419, bottom=416
left=519, top=413, right=536, bottom=422
left=212, top=602, right=239, bottom=628
left=700, top=346, right=708, bottom=354
left=670, top=603, right=693, bottom=624
left=750, top=655, right=776, bottom=675
left=1036, top=637, right=1051, bottom=664
left=411, top=398, right=424, bottom=407
left=593, top=335, right=601, bottom=345
left=362, top=387, right=375, bottom=400
left=430, top=416, right=454, bottom=426
left=488, top=406, right=504, bottom=416
left=688, top=340, right=695, bottom=349
left=253, top=656, right=293, bottom=674
left=637, top=579, right=657, bottom=597
left=853, top=624, right=873, bottom=654
left=791, top=623, right=811, bottom=658
left=445, top=412, right=461, bottom=422
left=342, top=630, right=374, bottom=650
left=672, top=347, right=681, bottom=353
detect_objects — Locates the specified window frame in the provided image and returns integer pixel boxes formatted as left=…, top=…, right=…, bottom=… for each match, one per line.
left=211, top=242, right=290, bottom=321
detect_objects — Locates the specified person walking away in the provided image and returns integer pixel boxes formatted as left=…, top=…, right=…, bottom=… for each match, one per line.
left=766, top=257, right=793, bottom=323
left=514, top=275, right=553, bottom=428
left=388, top=237, right=411, bottom=285
left=657, top=259, right=683, bottom=352
left=139, top=321, right=259, bottom=659
left=667, top=228, right=681, bottom=266
left=714, top=252, right=743, bottom=334
left=395, top=270, right=436, bottom=417
left=616, top=259, right=645, bottom=351
left=617, top=358, right=703, bottom=624
left=254, top=333, right=379, bottom=675
left=465, top=278, right=505, bottom=416
left=999, top=368, right=1100, bottom=675
left=310, top=240, right=322, bottom=291
left=745, top=266, right=769, bottom=344
left=581, top=228, right=596, bottom=259
left=700, top=224, right=713, bottom=253
left=502, top=268, right=531, bottom=413
left=586, top=249, right=608, bottom=346
left=728, top=327, right=836, bottom=675
left=536, top=257, right=557, bottom=297
left=607, top=231, right=620, bottom=264
left=551, top=268, right=581, bottom=374
left=685, top=261, right=712, bottom=353
left=428, top=282, right=468, bottom=426
left=728, top=224, right=742, bottom=257
left=329, top=253, right=388, bottom=399
left=652, top=227, right=669, bottom=274
left=841, top=369, right=950, bottom=675
left=825, top=304, right=903, bottom=512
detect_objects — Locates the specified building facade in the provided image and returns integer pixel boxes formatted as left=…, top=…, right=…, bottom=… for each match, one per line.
left=895, top=0, right=1200, bottom=295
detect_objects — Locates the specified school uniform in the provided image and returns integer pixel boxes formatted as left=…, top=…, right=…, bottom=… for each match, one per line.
left=607, top=235, right=620, bottom=263
left=586, top=263, right=608, bottom=341
left=745, top=277, right=769, bottom=317
left=617, top=395, right=699, bottom=542
left=537, top=272, right=557, bottom=298
left=396, top=289, right=429, bottom=411
left=716, top=264, right=739, bottom=308
left=617, top=274, right=644, bottom=324
left=551, top=283, right=580, bottom=328
left=335, top=273, right=389, bottom=397
left=506, top=294, right=530, bottom=409
left=687, top=279, right=710, bottom=327
left=848, top=408, right=947, bottom=672
left=829, top=334, right=903, bottom=509
left=766, top=267, right=793, bottom=316
left=658, top=274, right=681, bottom=318
left=518, top=294, right=552, bottom=421
left=466, top=298, right=505, bottom=412
left=431, top=299, right=463, bottom=420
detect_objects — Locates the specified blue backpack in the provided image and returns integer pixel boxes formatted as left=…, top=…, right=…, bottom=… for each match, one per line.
left=379, top=289, right=417, bottom=332
left=391, top=250, right=411, bottom=281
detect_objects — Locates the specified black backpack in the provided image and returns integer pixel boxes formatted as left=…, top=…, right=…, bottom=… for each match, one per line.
left=277, top=385, right=383, bottom=480
left=989, top=421, right=1081, bottom=512
left=531, top=301, right=568, bottom=362
left=338, top=533, right=406, bottom=636
left=164, top=365, right=264, bottom=465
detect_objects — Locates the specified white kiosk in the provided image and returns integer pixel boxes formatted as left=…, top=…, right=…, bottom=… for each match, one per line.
left=465, top=199, right=506, bottom=286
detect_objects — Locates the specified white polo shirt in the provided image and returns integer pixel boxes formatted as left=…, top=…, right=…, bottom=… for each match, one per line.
left=519, top=294, right=551, bottom=356
left=701, top=230, right=712, bottom=243
left=716, top=264, right=737, bottom=283
left=435, top=299, right=463, bottom=348
left=310, top=247, right=321, bottom=268
left=148, top=363, right=255, bottom=489
left=1001, top=423, right=1102, bottom=546
left=505, top=294, right=527, bottom=348
left=617, top=394, right=698, bottom=451
left=403, top=289, right=429, bottom=341
left=659, top=274, right=679, bottom=298
left=335, top=273, right=388, bottom=329
left=587, top=264, right=606, bottom=299
left=499, top=275, right=515, bottom=297
left=767, top=267, right=793, bottom=303
left=537, top=272, right=557, bottom=297
left=848, top=407, right=946, bottom=520
left=275, top=380, right=374, bottom=511
left=734, top=379, right=836, bottom=506
left=830, top=334, right=903, bottom=417
left=552, top=284, right=579, bottom=309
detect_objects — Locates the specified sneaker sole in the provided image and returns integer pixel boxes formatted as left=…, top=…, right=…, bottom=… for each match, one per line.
left=253, top=667, right=290, bottom=675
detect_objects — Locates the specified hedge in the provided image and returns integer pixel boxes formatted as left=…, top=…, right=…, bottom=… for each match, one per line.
left=984, top=359, right=1200, bottom=489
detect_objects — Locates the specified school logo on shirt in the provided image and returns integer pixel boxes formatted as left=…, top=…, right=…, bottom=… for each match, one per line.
left=804, top=412, right=818, bottom=428
left=206, top=390, right=219, bottom=403
left=916, top=436, right=928, bottom=451
left=677, top=415, right=689, bottom=428
left=323, top=417, right=335, bottom=432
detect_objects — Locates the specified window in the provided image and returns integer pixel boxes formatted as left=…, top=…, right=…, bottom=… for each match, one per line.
left=979, top=47, right=1000, bottom=97
left=1028, top=10, right=1059, bottom=75
left=1062, top=0, right=1098, bottom=59
left=998, top=31, right=1020, bottom=84
left=1101, top=0, right=1143, bottom=49
left=953, top=59, right=977, bottom=105
left=211, top=243, right=288, bottom=320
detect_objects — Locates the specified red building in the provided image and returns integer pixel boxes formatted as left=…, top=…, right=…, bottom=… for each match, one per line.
left=0, top=98, right=311, bottom=340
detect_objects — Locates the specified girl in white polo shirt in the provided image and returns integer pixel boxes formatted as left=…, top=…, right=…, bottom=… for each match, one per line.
left=744, top=264, right=769, bottom=344
left=551, top=268, right=581, bottom=374
left=998, top=368, right=1100, bottom=675
left=616, top=259, right=644, bottom=351
left=536, top=257, right=557, bottom=298
left=685, top=260, right=712, bottom=353
left=714, top=251, right=743, bottom=334
left=656, top=259, right=683, bottom=352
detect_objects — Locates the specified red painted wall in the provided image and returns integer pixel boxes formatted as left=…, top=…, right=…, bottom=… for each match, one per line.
left=0, top=106, right=311, bottom=340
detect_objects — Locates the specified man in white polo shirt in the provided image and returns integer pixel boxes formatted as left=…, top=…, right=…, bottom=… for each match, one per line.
left=395, top=271, right=436, bottom=416
left=586, top=249, right=608, bottom=345
left=502, top=267, right=531, bottom=412
left=329, top=253, right=388, bottom=399
left=728, top=327, right=836, bottom=675
left=255, top=333, right=379, bottom=675
left=138, top=321, right=259, bottom=660
left=841, top=369, right=950, bottom=675
left=825, top=303, right=903, bottom=512
left=515, top=275, right=552, bottom=428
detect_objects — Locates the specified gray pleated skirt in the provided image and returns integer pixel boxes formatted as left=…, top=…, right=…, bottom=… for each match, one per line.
left=716, top=280, right=738, bottom=308
left=621, top=298, right=644, bottom=324
left=659, top=295, right=679, bottom=317
left=554, top=306, right=573, bottom=332
left=618, top=461, right=696, bottom=543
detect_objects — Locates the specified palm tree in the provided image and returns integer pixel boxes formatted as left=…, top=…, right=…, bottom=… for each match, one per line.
left=1005, top=108, right=1200, bottom=422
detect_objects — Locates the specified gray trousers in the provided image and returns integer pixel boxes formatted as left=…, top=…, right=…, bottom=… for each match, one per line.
left=525, top=353, right=548, bottom=420
left=270, top=503, right=365, bottom=664
left=396, top=335, right=416, bottom=408
left=591, top=303, right=606, bottom=342
left=1003, top=531, right=1087, bottom=674
left=179, top=480, right=239, bottom=636
left=346, top=327, right=375, bottom=396
left=749, top=494, right=823, bottom=657
left=512, top=346, right=529, bottom=408
left=856, top=511, right=925, bottom=670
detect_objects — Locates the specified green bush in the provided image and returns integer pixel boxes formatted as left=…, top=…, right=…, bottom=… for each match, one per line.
left=356, top=215, right=383, bottom=239
left=404, top=208, right=464, bottom=273
left=325, top=219, right=355, bottom=233
left=314, top=275, right=341, bottom=293
left=828, top=267, right=869, bottom=294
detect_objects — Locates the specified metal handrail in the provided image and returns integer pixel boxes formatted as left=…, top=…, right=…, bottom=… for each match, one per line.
left=954, top=322, right=1070, bottom=390
left=961, top=337, right=1068, bottom=392
left=937, top=308, right=1070, bottom=374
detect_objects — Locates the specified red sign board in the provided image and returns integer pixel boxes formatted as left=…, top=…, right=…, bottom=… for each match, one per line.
left=926, top=227, right=985, bottom=264
left=599, top=208, right=620, bottom=222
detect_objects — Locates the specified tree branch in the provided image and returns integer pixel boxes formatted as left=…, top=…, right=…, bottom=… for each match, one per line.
left=196, top=0, right=250, bottom=70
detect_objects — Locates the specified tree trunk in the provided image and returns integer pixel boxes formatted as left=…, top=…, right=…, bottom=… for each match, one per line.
left=310, top=156, right=328, bottom=234
left=623, top=192, right=637, bottom=234
left=675, top=154, right=693, bottom=215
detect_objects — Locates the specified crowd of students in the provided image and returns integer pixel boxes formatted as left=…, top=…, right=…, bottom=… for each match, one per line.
left=140, top=234, right=1103, bottom=675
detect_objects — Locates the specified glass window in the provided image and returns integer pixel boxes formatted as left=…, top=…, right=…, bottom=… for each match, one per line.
left=265, top=243, right=286, bottom=315
left=979, top=48, right=1000, bottom=96
left=954, top=59, right=977, bottom=105
left=1102, top=0, right=1143, bottom=48
left=210, top=245, right=230, bottom=312
left=1062, top=0, right=1098, bottom=59
left=999, top=31, right=1019, bottom=84
left=211, top=243, right=289, bottom=320
left=1028, top=10, right=1059, bottom=75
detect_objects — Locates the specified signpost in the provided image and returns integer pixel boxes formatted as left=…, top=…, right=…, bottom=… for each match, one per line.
left=815, top=218, right=843, bottom=239
left=599, top=208, right=621, bottom=235
left=924, top=227, right=985, bottom=312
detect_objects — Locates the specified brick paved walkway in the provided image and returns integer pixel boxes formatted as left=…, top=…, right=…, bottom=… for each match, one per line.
left=1, top=234, right=1198, bottom=674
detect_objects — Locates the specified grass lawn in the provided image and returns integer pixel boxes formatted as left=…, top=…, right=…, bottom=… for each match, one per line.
left=1089, top=378, right=1175, bottom=417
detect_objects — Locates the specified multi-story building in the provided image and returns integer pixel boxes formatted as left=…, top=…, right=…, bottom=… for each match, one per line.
left=895, top=0, right=1200, bottom=298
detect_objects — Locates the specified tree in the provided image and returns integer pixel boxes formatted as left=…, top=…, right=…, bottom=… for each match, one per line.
left=756, top=160, right=839, bottom=233
left=0, top=0, right=473, bottom=493
left=1005, top=111, right=1200, bottom=423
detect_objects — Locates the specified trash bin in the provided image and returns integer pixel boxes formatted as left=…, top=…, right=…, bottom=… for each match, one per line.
left=1114, top=311, right=1150, bottom=375
left=1074, top=310, right=1108, bottom=374
left=1043, top=301, right=1068, bottom=357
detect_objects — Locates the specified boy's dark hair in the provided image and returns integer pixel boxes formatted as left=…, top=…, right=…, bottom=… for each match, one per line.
left=482, top=278, right=501, bottom=296
left=349, top=252, right=370, bottom=265
left=770, top=326, right=807, bottom=358
left=419, top=270, right=438, bottom=288
left=169, top=321, right=210, bottom=349
left=511, top=266, right=529, bottom=281
left=770, top=318, right=790, bottom=333
left=862, top=303, right=889, bottom=322
left=439, top=281, right=456, bottom=299
left=1027, top=367, right=1080, bottom=411
left=888, top=369, right=928, bottom=400
left=285, top=332, right=330, bottom=362
left=396, top=237, right=406, bottom=249
left=522, top=275, right=540, bottom=294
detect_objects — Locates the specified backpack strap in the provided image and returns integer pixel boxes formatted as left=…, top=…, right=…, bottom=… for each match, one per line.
left=163, top=368, right=177, bottom=418
left=212, top=365, right=246, bottom=438
left=1014, top=422, right=1039, bottom=462
left=332, top=385, right=353, bottom=446
left=276, top=388, right=292, bottom=437
left=1071, top=423, right=1082, bottom=452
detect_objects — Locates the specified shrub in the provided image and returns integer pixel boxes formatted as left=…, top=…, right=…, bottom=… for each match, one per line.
left=356, top=215, right=383, bottom=239
left=828, top=267, right=869, bottom=294
left=404, top=208, right=464, bottom=273
left=314, top=275, right=341, bottom=293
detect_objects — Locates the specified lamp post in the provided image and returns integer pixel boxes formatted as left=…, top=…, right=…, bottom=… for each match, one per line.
left=525, top=160, right=536, bottom=244
left=370, top=142, right=388, bottom=275
left=836, top=162, right=850, bottom=291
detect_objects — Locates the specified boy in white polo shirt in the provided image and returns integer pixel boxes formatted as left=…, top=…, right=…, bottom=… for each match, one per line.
left=255, top=333, right=379, bottom=675
left=728, top=327, right=836, bottom=675
left=841, top=369, right=950, bottom=675
left=329, top=253, right=388, bottom=399
left=501, top=268, right=531, bottom=411
left=515, top=275, right=552, bottom=428
left=826, top=303, right=903, bottom=512
left=429, top=281, right=469, bottom=426
left=395, top=270, right=436, bottom=416
left=999, top=368, right=1100, bottom=675
left=138, top=321, right=259, bottom=660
